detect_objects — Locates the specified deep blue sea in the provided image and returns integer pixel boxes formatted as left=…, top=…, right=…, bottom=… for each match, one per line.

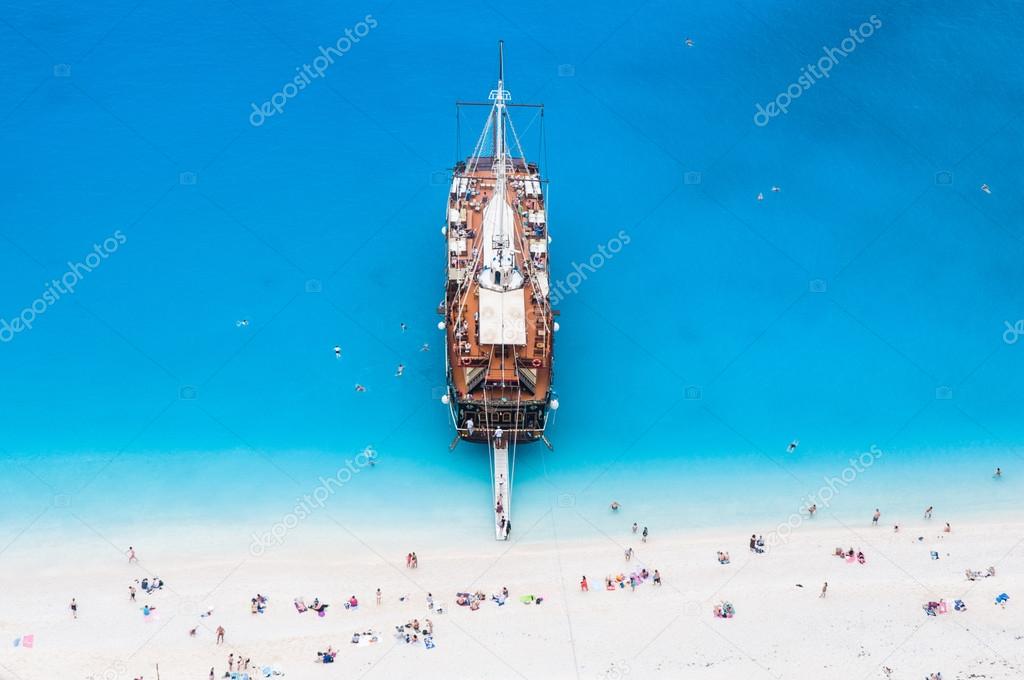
left=2, top=1, right=1023, bottom=549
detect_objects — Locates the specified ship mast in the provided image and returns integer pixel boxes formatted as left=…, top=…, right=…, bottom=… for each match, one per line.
left=480, top=40, right=520, bottom=291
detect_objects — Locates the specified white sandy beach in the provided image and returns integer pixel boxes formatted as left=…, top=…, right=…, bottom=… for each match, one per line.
left=1, top=518, right=1022, bottom=680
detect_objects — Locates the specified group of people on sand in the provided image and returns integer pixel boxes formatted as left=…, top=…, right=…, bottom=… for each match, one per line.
left=294, top=597, right=329, bottom=615
left=749, top=534, right=766, bottom=554
left=250, top=594, right=267, bottom=614
left=833, top=547, right=867, bottom=564
left=716, top=551, right=731, bottom=564
left=405, top=552, right=419, bottom=568
left=598, top=568, right=661, bottom=592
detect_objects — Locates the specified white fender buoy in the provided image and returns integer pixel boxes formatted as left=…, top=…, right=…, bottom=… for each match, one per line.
left=437, top=321, right=445, bottom=330
left=553, top=322, right=560, bottom=332
left=441, top=394, right=450, bottom=405
left=547, top=235, right=552, bottom=245
left=441, top=226, right=447, bottom=236
left=550, top=398, right=560, bottom=410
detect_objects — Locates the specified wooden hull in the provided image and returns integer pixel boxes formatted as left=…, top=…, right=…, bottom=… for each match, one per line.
left=441, top=157, right=554, bottom=444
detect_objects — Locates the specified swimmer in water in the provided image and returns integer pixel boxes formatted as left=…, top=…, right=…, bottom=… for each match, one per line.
left=610, top=501, right=621, bottom=511
left=236, top=319, right=249, bottom=327
left=420, top=343, right=430, bottom=352
left=981, top=183, right=991, bottom=194
left=757, top=192, right=764, bottom=201
left=771, top=186, right=781, bottom=193
left=395, top=364, right=405, bottom=377
left=334, top=345, right=341, bottom=358
left=400, top=322, right=407, bottom=332
left=684, top=37, right=694, bottom=47
left=787, top=439, right=799, bottom=453
left=355, top=384, right=366, bottom=392
left=995, top=467, right=1002, bottom=478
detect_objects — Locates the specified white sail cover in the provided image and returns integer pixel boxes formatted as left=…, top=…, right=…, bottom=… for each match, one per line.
left=478, top=288, right=526, bottom=345
left=481, top=194, right=516, bottom=267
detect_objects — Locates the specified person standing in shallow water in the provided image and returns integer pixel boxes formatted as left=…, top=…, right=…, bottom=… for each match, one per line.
left=872, top=509, right=880, bottom=526
left=642, top=527, right=649, bottom=543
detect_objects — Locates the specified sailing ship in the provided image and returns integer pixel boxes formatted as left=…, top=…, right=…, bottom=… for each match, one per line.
left=440, top=42, right=556, bottom=539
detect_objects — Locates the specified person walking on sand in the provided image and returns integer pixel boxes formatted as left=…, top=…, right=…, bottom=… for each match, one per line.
left=653, top=569, right=662, bottom=585
left=376, top=588, right=382, bottom=606
left=580, top=575, right=588, bottom=592
left=749, top=534, right=757, bottom=552
left=69, top=598, right=78, bottom=619
left=820, top=581, right=828, bottom=598
left=925, top=506, right=933, bottom=519
left=632, top=522, right=638, bottom=534
left=209, top=669, right=214, bottom=680
left=216, top=626, right=225, bottom=644
left=228, top=654, right=234, bottom=672
left=872, top=509, right=880, bottom=526
left=944, top=522, right=951, bottom=533
left=129, top=585, right=136, bottom=601
left=127, top=546, right=138, bottom=563
left=642, top=526, right=649, bottom=543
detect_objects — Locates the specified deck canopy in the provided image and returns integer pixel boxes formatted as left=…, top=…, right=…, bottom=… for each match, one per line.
left=478, top=288, right=527, bottom=345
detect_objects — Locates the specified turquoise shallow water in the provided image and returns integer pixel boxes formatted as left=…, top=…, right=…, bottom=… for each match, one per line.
left=1, top=1, right=1024, bottom=549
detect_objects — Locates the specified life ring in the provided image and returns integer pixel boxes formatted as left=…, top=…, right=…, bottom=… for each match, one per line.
left=531, top=358, right=541, bottom=368
left=460, top=356, right=471, bottom=366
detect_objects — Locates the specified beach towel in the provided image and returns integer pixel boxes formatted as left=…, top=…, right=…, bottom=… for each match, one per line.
left=425, top=635, right=436, bottom=650
left=13, top=634, right=33, bottom=648
left=930, top=551, right=939, bottom=560
left=519, top=595, right=535, bottom=604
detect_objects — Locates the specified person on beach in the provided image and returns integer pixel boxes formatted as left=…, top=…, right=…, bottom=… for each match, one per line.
left=412, top=552, right=419, bottom=568
left=427, top=593, right=434, bottom=610
left=925, top=506, right=933, bottom=519
left=229, top=654, right=235, bottom=672
left=128, top=546, right=138, bottom=563
left=129, top=585, right=136, bottom=601
left=995, top=467, right=1002, bottom=478
left=807, top=503, right=817, bottom=517
left=376, top=588, right=382, bottom=605
left=642, top=527, right=649, bottom=543
left=406, top=553, right=413, bottom=568
left=749, top=534, right=757, bottom=552
left=820, top=582, right=828, bottom=598
left=70, top=598, right=77, bottom=619
left=653, top=569, right=662, bottom=585
left=894, top=524, right=899, bottom=533
left=625, top=547, right=633, bottom=561
left=209, top=669, right=214, bottom=680
left=580, top=576, right=588, bottom=592
left=632, top=522, right=638, bottom=534
left=944, top=522, right=951, bottom=533
left=216, top=626, right=225, bottom=644
left=872, top=509, right=880, bottom=525
left=505, top=521, right=512, bottom=538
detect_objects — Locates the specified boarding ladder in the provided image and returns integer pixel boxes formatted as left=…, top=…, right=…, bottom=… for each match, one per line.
left=492, top=439, right=511, bottom=540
